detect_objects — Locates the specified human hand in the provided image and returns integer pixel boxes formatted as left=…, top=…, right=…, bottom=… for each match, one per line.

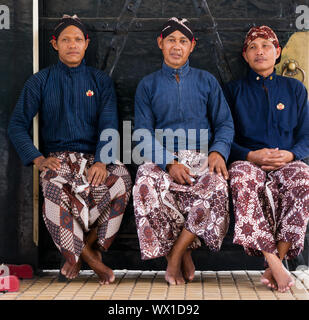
left=260, top=150, right=294, bottom=171
left=166, top=161, right=195, bottom=185
left=33, top=156, right=61, bottom=171
left=247, top=148, right=294, bottom=171
left=87, top=162, right=108, bottom=187
left=208, top=151, right=228, bottom=180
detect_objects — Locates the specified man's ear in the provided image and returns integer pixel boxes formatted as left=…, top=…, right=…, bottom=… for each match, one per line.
left=190, top=39, right=196, bottom=53
left=50, top=39, right=58, bottom=51
left=157, top=36, right=163, bottom=50
left=85, top=38, right=90, bottom=50
left=242, top=51, right=248, bottom=63
left=275, top=46, right=281, bottom=59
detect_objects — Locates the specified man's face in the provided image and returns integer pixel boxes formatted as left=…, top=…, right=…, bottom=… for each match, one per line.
left=157, top=30, right=196, bottom=69
left=51, top=25, right=89, bottom=67
left=242, top=37, right=281, bottom=76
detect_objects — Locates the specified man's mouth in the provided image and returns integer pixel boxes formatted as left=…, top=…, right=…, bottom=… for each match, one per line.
left=67, top=52, right=80, bottom=55
left=255, top=58, right=267, bottom=62
left=170, top=53, right=182, bottom=59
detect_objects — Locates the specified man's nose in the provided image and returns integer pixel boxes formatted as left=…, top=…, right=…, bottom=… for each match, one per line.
left=68, top=40, right=77, bottom=48
left=172, top=41, right=181, bottom=49
left=256, top=46, right=264, bottom=55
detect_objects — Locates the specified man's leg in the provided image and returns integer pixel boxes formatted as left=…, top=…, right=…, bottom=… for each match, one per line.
left=64, top=227, right=99, bottom=279
left=229, top=161, right=280, bottom=289
left=262, top=247, right=294, bottom=293
left=165, top=228, right=195, bottom=285
left=262, top=161, right=309, bottom=291
left=85, top=163, right=132, bottom=284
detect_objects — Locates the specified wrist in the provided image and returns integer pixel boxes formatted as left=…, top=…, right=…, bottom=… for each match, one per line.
left=33, top=155, right=45, bottom=167
left=246, top=151, right=253, bottom=161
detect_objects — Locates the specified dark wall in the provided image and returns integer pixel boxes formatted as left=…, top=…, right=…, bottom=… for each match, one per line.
left=2, top=0, right=309, bottom=269
left=0, top=0, right=37, bottom=266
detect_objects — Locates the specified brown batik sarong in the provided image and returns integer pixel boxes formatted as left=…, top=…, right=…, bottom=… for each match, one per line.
left=229, top=160, right=309, bottom=260
left=133, top=150, right=230, bottom=260
left=40, top=151, right=132, bottom=265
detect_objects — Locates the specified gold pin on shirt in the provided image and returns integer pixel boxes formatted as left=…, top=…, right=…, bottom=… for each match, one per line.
left=86, top=90, right=94, bottom=97
left=276, top=103, right=285, bottom=110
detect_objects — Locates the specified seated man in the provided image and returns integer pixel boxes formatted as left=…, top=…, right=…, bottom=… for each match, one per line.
left=224, top=26, right=309, bottom=293
left=8, top=15, right=132, bottom=284
left=133, top=17, right=234, bottom=285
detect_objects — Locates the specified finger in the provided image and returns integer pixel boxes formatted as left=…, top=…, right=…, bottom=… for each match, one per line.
left=175, top=172, right=186, bottom=185
left=48, top=162, right=61, bottom=170
left=100, top=171, right=107, bottom=184
left=182, top=171, right=193, bottom=185
left=94, top=172, right=103, bottom=187
left=184, top=166, right=195, bottom=177
left=91, top=171, right=101, bottom=186
left=87, top=168, right=95, bottom=184
left=215, top=165, right=222, bottom=176
left=208, top=161, right=215, bottom=174
left=221, top=165, right=229, bottom=180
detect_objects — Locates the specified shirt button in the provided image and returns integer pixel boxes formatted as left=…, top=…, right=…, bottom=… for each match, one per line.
left=270, top=76, right=273, bottom=80
left=256, top=76, right=260, bottom=80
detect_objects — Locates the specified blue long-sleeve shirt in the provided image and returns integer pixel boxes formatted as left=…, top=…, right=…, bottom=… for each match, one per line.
left=134, top=60, right=234, bottom=170
left=224, top=68, right=309, bottom=163
left=8, top=59, right=118, bottom=166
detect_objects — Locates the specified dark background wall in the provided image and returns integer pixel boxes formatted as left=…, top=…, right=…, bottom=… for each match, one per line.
left=0, top=0, right=37, bottom=266
left=1, top=0, right=309, bottom=271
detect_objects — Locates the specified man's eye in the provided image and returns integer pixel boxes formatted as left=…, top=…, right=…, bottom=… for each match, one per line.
left=181, top=40, right=188, bottom=44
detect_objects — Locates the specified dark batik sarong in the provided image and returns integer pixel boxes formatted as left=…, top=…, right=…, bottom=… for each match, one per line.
left=133, top=151, right=230, bottom=260
left=40, top=151, right=132, bottom=265
left=229, top=160, right=309, bottom=260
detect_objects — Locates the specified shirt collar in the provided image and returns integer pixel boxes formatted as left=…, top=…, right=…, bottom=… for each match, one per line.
left=162, top=60, right=190, bottom=78
left=57, top=58, right=86, bottom=74
left=247, top=68, right=277, bottom=87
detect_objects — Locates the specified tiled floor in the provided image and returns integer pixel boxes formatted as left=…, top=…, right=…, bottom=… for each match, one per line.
left=1, top=270, right=309, bottom=300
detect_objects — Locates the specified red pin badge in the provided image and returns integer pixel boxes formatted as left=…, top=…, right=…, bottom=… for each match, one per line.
left=276, top=103, right=285, bottom=110
left=86, top=90, right=94, bottom=97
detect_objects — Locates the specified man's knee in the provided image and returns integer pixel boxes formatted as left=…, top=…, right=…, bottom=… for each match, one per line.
left=229, top=160, right=265, bottom=190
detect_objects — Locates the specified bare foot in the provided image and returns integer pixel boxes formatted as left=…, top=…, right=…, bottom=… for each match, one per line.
left=260, top=268, right=277, bottom=290
left=165, top=253, right=185, bottom=285
left=61, top=260, right=72, bottom=277
left=182, top=250, right=195, bottom=282
left=81, top=244, right=115, bottom=285
left=266, top=256, right=295, bottom=293
left=66, top=259, right=82, bottom=279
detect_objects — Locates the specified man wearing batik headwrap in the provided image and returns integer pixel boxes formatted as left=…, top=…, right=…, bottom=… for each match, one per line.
left=133, top=17, right=234, bottom=285
left=224, top=25, right=309, bottom=293
left=8, top=14, right=132, bottom=284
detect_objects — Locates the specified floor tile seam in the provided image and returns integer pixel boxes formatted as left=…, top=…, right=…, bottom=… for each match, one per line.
left=230, top=272, right=242, bottom=300
left=143, top=271, right=157, bottom=300
left=245, top=270, right=261, bottom=300
left=109, top=272, right=128, bottom=300
left=215, top=272, right=223, bottom=300
left=37, top=278, right=70, bottom=300
left=15, top=277, right=51, bottom=300
left=70, top=274, right=93, bottom=300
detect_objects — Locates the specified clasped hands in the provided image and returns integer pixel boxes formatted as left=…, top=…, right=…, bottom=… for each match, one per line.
left=166, top=151, right=228, bottom=185
left=33, top=155, right=107, bottom=187
left=246, top=148, right=294, bottom=171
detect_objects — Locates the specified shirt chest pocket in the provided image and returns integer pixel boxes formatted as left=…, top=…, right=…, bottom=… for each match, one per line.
left=77, top=93, right=98, bottom=124
left=277, top=108, right=298, bottom=132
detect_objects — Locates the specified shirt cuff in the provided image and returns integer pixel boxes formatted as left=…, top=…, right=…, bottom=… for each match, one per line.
left=209, top=142, right=230, bottom=162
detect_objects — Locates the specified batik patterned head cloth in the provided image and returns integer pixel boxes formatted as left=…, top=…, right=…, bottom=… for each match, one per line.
left=53, top=14, right=88, bottom=40
left=160, top=17, right=195, bottom=41
left=243, top=25, right=279, bottom=52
